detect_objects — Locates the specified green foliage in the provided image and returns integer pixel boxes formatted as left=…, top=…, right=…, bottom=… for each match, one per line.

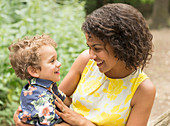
left=112, top=0, right=154, bottom=4
left=84, top=0, right=154, bottom=15
left=140, top=0, right=154, bottom=4
left=0, top=0, right=86, bottom=125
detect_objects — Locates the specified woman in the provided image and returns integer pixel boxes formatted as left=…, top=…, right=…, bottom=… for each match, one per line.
left=14, top=3, right=156, bottom=126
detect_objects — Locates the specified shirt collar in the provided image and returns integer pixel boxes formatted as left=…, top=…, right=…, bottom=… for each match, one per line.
left=28, top=78, right=55, bottom=88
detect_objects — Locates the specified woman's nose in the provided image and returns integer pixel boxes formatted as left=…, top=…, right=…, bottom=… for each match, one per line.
left=89, top=49, right=97, bottom=59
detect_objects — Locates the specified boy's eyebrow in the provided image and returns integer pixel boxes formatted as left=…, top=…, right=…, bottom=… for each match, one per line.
left=48, top=55, right=56, bottom=60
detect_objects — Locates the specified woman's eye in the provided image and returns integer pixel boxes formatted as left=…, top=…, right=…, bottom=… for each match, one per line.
left=94, top=48, right=100, bottom=51
left=87, top=44, right=102, bottom=52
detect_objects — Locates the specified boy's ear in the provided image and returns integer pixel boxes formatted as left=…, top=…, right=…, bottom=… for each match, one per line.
left=27, top=66, right=40, bottom=78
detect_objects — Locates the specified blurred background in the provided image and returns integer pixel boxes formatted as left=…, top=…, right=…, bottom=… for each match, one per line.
left=0, top=0, right=169, bottom=125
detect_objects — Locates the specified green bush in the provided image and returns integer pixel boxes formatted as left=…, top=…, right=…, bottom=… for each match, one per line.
left=0, top=0, right=86, bottom=125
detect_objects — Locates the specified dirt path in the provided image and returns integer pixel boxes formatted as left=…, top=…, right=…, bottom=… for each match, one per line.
left=144, top=28, right=170, bottom=122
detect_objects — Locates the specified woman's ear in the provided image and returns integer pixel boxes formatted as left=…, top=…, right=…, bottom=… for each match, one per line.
left=27, top=66, right=40, bottom=78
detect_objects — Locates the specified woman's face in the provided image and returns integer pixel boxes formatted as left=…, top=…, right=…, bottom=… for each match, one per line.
left=86, top=33, right=123, bottom=77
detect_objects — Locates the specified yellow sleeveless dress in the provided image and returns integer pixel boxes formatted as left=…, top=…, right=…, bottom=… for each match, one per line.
left=70, top=59, right=148, bottom=126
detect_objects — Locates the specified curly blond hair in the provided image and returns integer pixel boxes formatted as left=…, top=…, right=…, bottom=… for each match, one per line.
left=8, top=34, right=57, bottom=80
left=82, top=3, right=153, bottom=70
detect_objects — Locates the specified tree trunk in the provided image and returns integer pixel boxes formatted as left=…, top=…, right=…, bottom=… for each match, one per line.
left=96, top=0, right=106, bottom=8
left=151, top=0, right=169, bottom=29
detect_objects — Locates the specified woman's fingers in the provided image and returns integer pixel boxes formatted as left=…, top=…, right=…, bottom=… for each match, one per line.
left=18, top=106, right=22, bottom=112
left=13, top=106, right=22, bottom=126
left=55, top=94, right=65, bottom=106
left=55, top=100, right=66, bottom=113
left=55, top=95, right=68, bottom=112
left=54, top=95, right=70, bottom=120
left=14, top=106, right=32, bottom=126
left=54, top=95, right=95, bottom=125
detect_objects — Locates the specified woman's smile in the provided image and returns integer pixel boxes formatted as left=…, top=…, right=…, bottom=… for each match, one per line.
left=96, top=60, right=104, bottom=67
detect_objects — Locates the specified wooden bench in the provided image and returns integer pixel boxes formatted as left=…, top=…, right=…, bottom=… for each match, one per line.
left=148, top=110, right=170, bottom=126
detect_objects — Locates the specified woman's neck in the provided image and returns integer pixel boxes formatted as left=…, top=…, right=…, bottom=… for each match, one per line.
left=104, top=61, right=136, bottom=79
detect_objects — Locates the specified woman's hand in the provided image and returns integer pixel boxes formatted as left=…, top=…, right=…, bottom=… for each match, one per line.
left=13, top=106, right=32, bottom=126
left=55, top=96, right=96, bottom=126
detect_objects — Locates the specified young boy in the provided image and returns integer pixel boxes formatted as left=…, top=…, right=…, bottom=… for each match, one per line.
left=9, top=35, right=71, bottom=125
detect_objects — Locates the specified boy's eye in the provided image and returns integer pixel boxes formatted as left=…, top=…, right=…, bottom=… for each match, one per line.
left=51, top=59, right=55, bottom=63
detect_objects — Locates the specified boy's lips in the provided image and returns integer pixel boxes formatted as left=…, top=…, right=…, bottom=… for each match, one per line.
left=54, top=71, right=60, bottom=75
left=54, top=70, right=60, bottom=74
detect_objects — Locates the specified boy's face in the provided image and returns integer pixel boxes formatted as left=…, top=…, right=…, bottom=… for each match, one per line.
left=37, top=45, right=61, bottom=82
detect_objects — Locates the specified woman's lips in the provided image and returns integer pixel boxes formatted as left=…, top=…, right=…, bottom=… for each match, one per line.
left=96, top=61, right=103, bottom=67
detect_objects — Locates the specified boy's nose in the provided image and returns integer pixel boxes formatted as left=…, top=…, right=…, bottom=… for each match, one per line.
left=56, top=61, right=61, bottom=67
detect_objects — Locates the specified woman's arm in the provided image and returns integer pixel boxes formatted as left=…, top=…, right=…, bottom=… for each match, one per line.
left=63, top=96, right=72, bottom=106
left=59, top=50, right=90, bottom=96
left=126, top=79, right=156, bottom=126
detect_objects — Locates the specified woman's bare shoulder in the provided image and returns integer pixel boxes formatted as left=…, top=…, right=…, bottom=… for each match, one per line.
left=77, top=49, right=90, bottom=61
left=139, top=79, right=156, bottom=97
left=132, top=79, right=156, bottom=106
left=73, top=49, right=90, bottom=74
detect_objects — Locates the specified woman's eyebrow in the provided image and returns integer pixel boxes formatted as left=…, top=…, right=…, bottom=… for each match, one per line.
left=86, top=43, right=103, bottom=47
left=91, top=44, right=103, bottom=47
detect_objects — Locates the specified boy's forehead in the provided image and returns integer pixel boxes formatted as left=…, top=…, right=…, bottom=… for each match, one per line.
left=39, top=45, right=56, bottom=57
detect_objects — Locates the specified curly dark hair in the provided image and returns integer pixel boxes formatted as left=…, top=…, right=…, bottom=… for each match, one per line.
left=82, top=3, right=153, bottom=70
left=8, top=34, right=57, bottom=80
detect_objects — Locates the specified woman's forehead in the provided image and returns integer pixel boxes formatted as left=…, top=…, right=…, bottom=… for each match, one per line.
left=85, top=33, right=103, bottom=43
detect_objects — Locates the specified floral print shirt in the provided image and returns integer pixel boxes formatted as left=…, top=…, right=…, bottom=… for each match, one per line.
left=18, top=78, right=66, bottom=126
